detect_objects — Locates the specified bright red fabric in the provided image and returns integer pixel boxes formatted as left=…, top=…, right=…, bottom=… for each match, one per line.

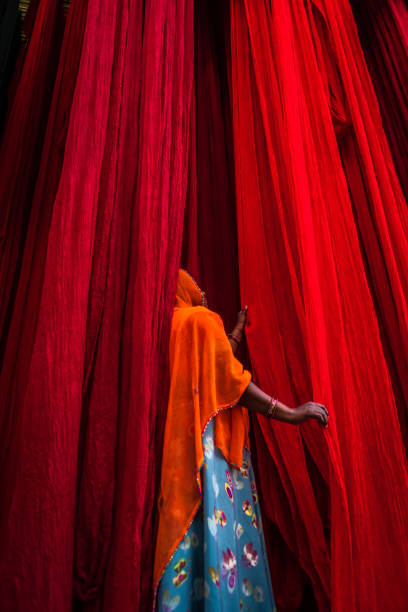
left=0, top=3, right=193, bottom=612
left=230, top=1, right=408, bottom=610
left=344, top=0, right=408, bottom=445
left=350, top=0, right=408, bottom=201
left=309, top=0, right=408, bottom=449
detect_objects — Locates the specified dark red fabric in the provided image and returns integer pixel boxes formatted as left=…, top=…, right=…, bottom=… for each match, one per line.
left=0, top=0, right=88, bottom=508
left=0, top=2, right=193, bottom=612
left=182, top=0, right=240, bottom=331
left=0, top=0, right=65, bottom=359
left=5, top=0, right=41, bottom=114
left=0, top=0, right=20, bottom=136
left=230, top=1, right=408, bottom=611
left=350, top=0, right=408, bottom=201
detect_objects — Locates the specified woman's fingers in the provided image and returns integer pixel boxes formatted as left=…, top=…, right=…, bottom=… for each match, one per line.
left=294, top=402, right=329, bottom=427
left=311, top=402, right=329, bottom=421
left=320, top=408, right=328, bottom=427
left=239, top=306, right=248, bottom=318
left=310, top=404, right=328, bottom=427
left=315, top=402, right=328, bottom=415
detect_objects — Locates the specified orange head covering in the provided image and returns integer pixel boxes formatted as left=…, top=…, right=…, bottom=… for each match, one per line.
left=153, top=269, right=251, bottom=596
left=174, top=269, right=205, bottom=308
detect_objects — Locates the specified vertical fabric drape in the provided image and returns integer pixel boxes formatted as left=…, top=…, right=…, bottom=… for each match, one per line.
left=182, top=0, right=240, bottom=331
left=0, top=0, right=65, bottom=361
left=309, top=0, right=408, bottom=449
left=0, top=0, right=20, bottom=135
left=230, top=1, right=408, bottom=610
left=6, top=1, right=41, bottom=112
left=349, top=0, right=408, bottom=201
left=0, top=3, right=193, bottom=612
left=0, top=0, right=88, bottom=516
left=2, top=0, right=408, bottom=609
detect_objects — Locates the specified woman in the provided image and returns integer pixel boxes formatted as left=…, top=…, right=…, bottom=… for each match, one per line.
left=154, top=270, right=328, bottom=611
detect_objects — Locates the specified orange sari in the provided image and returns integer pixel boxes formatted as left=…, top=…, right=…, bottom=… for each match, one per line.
left=153, top=270, right=251, bottom=592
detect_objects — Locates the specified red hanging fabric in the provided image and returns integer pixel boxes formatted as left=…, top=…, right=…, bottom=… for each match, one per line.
left=0, top=0, right=65, bottom=358
left=182, top=0, right=240, bottom=331
left=309, top=0, right=408, bottom=449
left=183, top=5, right=310, bottom=604
left=0, top=0, right=88, bottom=514
left=230, top=1, right=408, bottom=611
left=0, top=2, right=193, bottom=612
left=0, top=0, right=20, bottom=136
left=98, top=1, right=193, bottom=608
left=349, top=0, right=408, bottom=201
left=5, top=0, right=41, bottom=115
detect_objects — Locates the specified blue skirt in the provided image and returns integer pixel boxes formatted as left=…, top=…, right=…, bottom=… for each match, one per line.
left=157, top=418, right=276, bottom=611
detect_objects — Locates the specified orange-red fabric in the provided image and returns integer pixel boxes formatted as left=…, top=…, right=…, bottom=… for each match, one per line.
left=153, top=269, right=251, bottom=590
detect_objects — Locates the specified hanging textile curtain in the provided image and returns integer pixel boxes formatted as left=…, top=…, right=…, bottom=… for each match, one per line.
left=0, top=0, right=88, bottom=487
left=349, top=0, right=408, bottom=201
left=345, top=0, right=408, bottom=443
left=0, top=0, right=20, bottom=135
left=230, top=1, right=408, bottom=610
left=182, top=0, right=240, bottom=331
left=0, top=2, right=193, bottom=612
left=183, top=3, right=309, bottom=604
left=309, top=0, right=408, bottom=448
left=0, top=0, right=65, bottom=360
left=0, top=0, right=89, bottom=559
left=6, top=1, right=41, bottom=111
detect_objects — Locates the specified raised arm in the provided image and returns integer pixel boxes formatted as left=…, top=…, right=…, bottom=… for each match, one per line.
left=228, top=306, right=248, bottom=355
left=227, top=305, right=328, bottom=427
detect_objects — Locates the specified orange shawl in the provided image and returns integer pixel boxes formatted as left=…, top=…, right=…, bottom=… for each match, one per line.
left=153, top=270, right=252, bottom=591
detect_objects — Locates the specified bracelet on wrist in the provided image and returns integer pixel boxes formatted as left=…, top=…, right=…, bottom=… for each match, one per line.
left=266, top=396, right=278, bottom=419
left=228, top=332, right=241, bottom=344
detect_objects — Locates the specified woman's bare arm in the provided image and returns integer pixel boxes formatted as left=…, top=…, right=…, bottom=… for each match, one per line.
left=239, top=381, right=329, bottom=427
left=227, top=305, right=328, bottom=427
left=228, top=306, right=248, bottom=355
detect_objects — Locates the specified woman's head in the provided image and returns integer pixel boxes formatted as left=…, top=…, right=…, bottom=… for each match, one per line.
left=176, top=269, right=207, bottom=308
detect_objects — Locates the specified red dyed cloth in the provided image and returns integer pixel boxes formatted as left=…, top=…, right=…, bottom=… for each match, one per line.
left=0, top=0, right=65, bottom=355
left=229, top=0, right=408, bottom=610
left=2, top=0, right=408, bottom=609
left=0, top=2, right=193, bottom=612
left=182, top=0, right=240, bottom=331
left=350, top=0, right=408, bottom=201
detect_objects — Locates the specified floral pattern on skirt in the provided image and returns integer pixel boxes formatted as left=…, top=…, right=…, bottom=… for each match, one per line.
left=157, top=418, right=276, bottom=611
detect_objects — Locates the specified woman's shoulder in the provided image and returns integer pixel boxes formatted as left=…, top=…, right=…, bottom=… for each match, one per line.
left=173, top=306, right=224, bottom=331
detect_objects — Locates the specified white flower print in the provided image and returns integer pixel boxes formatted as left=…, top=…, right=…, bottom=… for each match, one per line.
left=212, top=473, right=219, bottom=497
left=203, top=435, right=214, bottom=460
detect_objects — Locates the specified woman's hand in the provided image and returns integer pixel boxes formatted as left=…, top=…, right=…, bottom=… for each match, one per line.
left=228, top=306, right=248, bottom=355
left=290, top=402, right=329, bottom=428
left=236, top=305, right=248, bottom=331
left=239, top=383, right=329, bottom=428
